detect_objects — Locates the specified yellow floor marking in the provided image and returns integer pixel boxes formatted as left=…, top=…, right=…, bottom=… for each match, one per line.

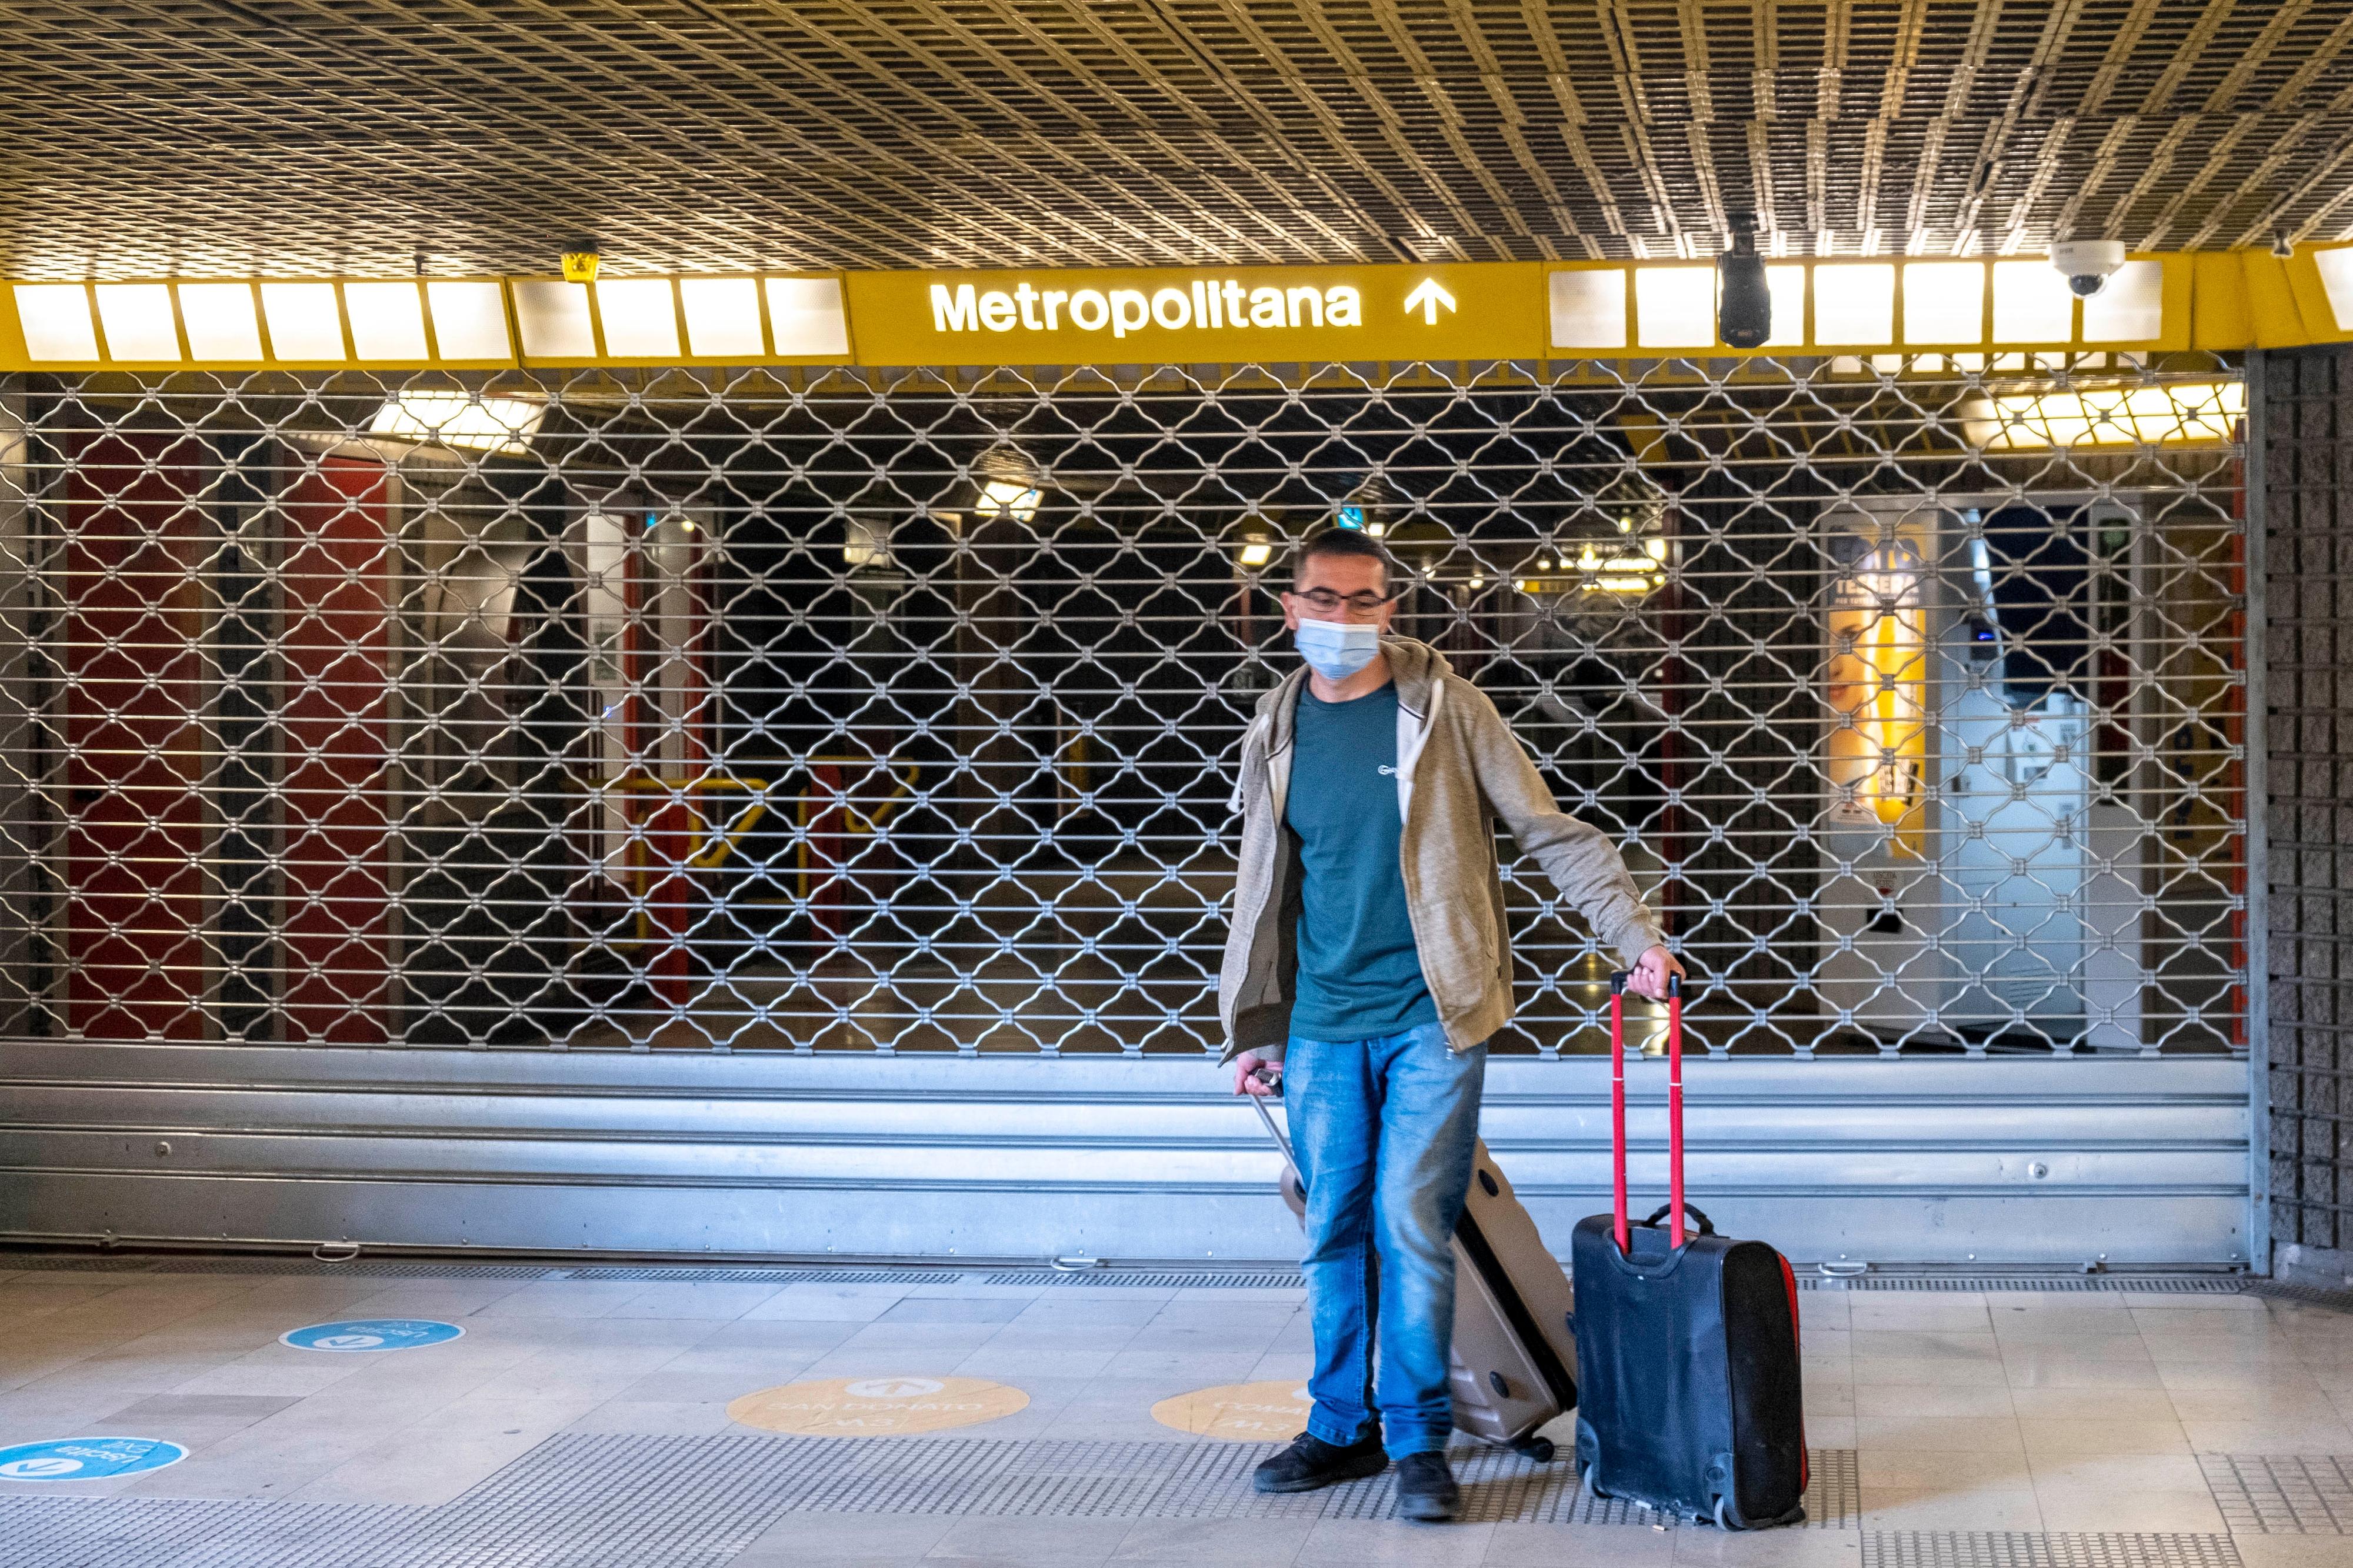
left=1149, top=1379, right=1316, bottom=1442
left=726, top=1375, right=1029, bottom=1436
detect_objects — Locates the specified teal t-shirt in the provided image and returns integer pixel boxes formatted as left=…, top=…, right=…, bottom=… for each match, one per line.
left=1284, top=682, right=1439, bottom=1040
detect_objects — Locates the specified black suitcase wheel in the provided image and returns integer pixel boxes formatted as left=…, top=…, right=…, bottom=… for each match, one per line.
left=1574, top=1419, right=1604, bottom=1495
left=1509, top=1434, right=1555, bottom=1463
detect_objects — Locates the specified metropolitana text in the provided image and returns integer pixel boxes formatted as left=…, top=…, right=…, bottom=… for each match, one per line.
left=929, top=281, right=1362, bottom=338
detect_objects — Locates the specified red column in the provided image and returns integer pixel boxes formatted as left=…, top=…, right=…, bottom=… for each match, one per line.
left=62, top=430, right=207, bottom=1039
left=278, top=456, right=394, bottom=1043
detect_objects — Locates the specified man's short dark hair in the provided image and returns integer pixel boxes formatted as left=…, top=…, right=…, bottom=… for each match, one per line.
left=1292, top=526, right=1394, bottom=587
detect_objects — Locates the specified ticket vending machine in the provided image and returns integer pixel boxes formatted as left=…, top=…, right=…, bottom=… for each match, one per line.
left=1819, top=495, right=2144, bottom=1051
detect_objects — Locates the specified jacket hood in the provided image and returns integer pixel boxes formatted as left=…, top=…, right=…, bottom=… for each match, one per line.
left=1254, top=635, right=1453, bottom=753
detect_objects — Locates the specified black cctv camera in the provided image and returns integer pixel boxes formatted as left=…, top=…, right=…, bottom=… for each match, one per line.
left=2050, top=240, right=2126, bottom=299
left=1717, top=213, right=1770, bottom=349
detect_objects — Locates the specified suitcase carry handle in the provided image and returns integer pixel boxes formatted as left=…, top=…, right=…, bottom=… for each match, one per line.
left=1641, top=1201, right=1715, bottom=1237
left=1608, top=969, right=1687, bottom=1253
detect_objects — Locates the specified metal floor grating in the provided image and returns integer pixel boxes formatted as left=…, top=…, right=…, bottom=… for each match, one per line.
left=0, top=1454, right=2255, bottom=1568
left=2199, top=1453, right=2353, bottom=1533
left=0, top=1253, right=569, bottom=1280
left=0, top=1253, right=1299, bottom=1289
left=982, top=1269, right=1307, bottom=1289
left=0, top=1499, right=426, bottom=1568
left=1862, top=1536, right=2242, bottom=1568
left=554, top=1266, right=965, bottom=1285
left=466, top=1432, right=1859, bottom=1527
left=1801, top=1275, right=2245, bottom=1295
left=3, top=1252, right=2267, bottom=1295
left=0, top=1254, right=976, bottom=1286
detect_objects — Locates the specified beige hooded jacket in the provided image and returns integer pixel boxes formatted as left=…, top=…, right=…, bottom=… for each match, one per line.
left=1218, top=636, right=1665, bottom=1063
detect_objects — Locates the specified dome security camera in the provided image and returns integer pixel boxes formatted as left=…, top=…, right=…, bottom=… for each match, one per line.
left=2050, top=240, right=2127, bottom=299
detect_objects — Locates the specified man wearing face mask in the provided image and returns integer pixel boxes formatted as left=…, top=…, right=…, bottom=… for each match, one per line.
left=1221, top=526, right=1683, bottom=1522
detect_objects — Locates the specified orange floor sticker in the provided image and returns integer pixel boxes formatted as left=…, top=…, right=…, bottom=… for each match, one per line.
left=1150, top=1380, right=1315, bottom=1441
left=725, top=1376, right=1028, bottom=1436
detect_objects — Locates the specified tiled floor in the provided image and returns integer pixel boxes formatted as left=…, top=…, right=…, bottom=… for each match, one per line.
left=2, top=1260, right=2351, bottom=1566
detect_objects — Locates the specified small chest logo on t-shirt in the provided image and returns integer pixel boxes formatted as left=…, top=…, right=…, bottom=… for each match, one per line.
left=1377, top=765, right=1397, bottom=776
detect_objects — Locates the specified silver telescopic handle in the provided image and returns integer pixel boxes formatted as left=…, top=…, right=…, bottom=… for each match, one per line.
left=1247, top=1075, right=1298, bottom=1176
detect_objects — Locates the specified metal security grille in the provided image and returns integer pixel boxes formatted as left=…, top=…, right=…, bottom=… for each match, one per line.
left=0, top=356, right=2248, bottom=1057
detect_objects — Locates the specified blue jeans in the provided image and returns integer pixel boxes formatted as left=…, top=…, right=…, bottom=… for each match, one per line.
left=1284, top=1020, right=1487, bottom=1459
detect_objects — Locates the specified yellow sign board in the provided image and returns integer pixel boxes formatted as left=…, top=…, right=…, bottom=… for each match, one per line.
left=5, top=243, right=2347, bottom=374
left=843, top=262, right=1545, bottom=366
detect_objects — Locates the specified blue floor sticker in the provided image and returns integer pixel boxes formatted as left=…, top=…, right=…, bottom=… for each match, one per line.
left=0, top=1437, right=188, bottom=1481
left=281, top=1318, right=465, bottom=1352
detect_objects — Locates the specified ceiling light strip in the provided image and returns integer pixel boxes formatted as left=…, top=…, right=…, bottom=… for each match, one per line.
left=0, top=273, right=851, bottom=370
left=0, top=248, right=2347, bottom=372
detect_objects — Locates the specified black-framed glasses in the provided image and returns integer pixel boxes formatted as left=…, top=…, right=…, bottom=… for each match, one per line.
left=1288, top=587, right=1396, bottom=615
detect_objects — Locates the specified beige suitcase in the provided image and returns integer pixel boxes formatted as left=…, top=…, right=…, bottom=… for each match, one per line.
left=1253, top=1093, right=1578, bottom=1459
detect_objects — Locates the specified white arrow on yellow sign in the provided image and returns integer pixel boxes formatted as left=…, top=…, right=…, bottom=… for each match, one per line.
left=1404, top=278, right=1458, bottom=324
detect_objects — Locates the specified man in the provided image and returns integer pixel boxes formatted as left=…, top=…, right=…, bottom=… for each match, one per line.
left=1221, top=526, right=1682, bottom=1523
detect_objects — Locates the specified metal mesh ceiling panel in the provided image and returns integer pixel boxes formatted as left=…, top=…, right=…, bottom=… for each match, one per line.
left=0, top=356, right=2247, bottom=1055
left=4, top=2, right=2353, bottom=280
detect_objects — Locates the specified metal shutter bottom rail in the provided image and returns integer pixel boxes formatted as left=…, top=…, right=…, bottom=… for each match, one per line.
left=0, top=1041, right=2250, bottom=1266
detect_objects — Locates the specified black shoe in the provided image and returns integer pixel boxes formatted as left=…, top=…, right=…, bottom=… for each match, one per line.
left=1394, top=1450, right=1461, bottom=1522
left=1252, top=1431, right=1388, bottom=1494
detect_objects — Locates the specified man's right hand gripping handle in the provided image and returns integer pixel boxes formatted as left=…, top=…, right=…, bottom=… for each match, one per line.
left=1232, top=1050, right=1282, bottom=1097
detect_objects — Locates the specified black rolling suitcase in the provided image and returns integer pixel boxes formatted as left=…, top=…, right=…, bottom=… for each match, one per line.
left=1571, top=973, right=1808, bottom=1529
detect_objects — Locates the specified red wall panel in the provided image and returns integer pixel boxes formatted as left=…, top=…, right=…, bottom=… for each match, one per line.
left=62, top=431, right=209, bottom=1039
left=277, top=456, right=394, bottom=1043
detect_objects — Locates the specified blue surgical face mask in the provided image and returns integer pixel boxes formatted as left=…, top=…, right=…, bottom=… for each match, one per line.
left=1294, top=616, right=1381, bottom=681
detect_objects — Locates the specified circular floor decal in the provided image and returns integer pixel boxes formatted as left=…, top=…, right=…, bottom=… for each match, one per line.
left=1151, top=1380, right=1316, bottom=1441
left=725, top=1376, right=1028, bottom=1436
left=281, top=1319, right=465, bottom=1353
left=0, top=1437, right=188, bottom=1482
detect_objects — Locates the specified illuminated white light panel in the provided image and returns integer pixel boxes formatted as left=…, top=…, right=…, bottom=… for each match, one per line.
left=178, top=284, right=263, bottom=359
left=1977, top=382, right=2244, bottom=448
left=597, top=279, right=680, bottom=357
left=1992, top=261, right=2076, bottom=342
left=345, top=282, right=429, bottom=360
left=1814, top=265, right=1895, bottom=344
left=1548, top=269, right=1627, bottom=349
left=513, top=281, right=596, bottom=358
left=2318, top=248, right=2353, bottom=332
left=1635, top=266, right=1716, bottom=348
left=261, top=283, right=345, bottom=359
left=765, top=276, right=851, bottom=356
left=680, top=278, right=764, bottom=356
left=1903, top=262, right=1985, bottom=344
left=94, top=283, right=181, bottom=361
left=1761, top=265, right=1807, bottom=348
left=367, top=390, right=545, bottom=454
left=424, top=281, right=511, bottom=360
left=14, top=285, right=99, bottom=361
left=2081, top=260, right=2164, bottom=341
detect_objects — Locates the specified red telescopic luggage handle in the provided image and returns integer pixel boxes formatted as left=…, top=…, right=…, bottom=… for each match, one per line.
left=1608, top=969, right=1685, bottom=1254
